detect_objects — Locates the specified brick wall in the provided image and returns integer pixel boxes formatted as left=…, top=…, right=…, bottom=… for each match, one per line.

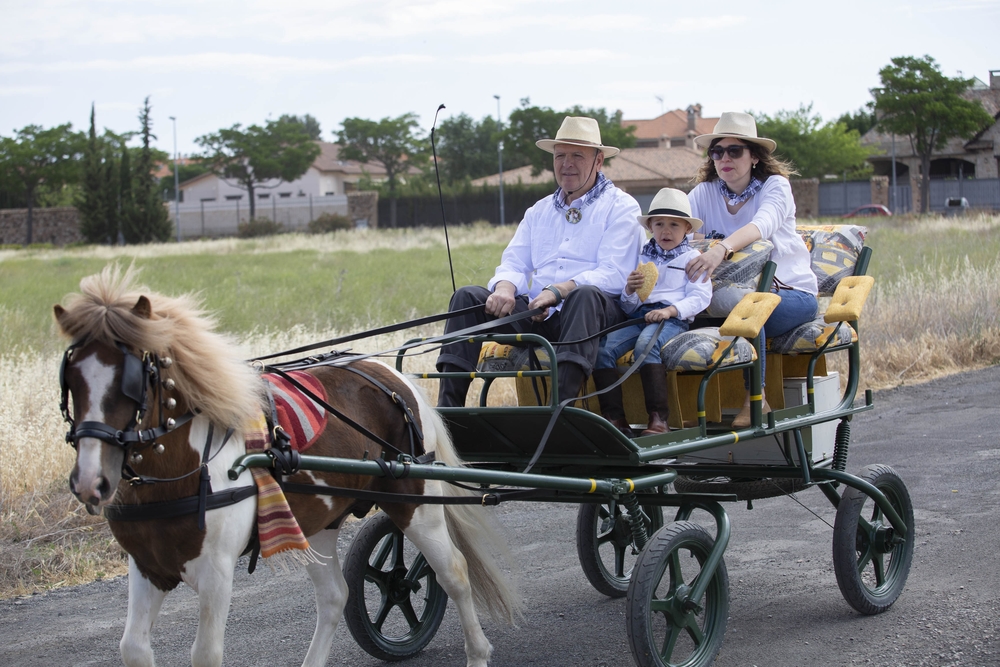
left=0, top=207, right=82, bottom=246
left=870, top=176, right=889, bottom=207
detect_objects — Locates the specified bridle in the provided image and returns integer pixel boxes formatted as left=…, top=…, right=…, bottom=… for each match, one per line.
left=60, top=339, right=195, bottom=479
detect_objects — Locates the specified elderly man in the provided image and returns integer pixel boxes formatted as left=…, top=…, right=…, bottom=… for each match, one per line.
left=436, top=116, right=644, bottom=408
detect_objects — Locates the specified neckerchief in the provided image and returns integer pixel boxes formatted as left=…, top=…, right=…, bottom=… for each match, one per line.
left=720, top=176, right=762, bottom=206
left=552, top=172, right=613, bottom=219
left=640, top=237, right=690, bottom=264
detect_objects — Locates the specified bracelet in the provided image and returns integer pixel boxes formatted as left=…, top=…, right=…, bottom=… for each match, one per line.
left=542, top=284, right=563, bottom=306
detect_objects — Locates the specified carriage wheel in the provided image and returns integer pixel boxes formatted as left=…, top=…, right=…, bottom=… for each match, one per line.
left=343, top=512, right=448, bottom=660
left=672, top=475, right=806, bottom=500
left=832, top=464, right=914, bottom=615
left=626, top=521, right=729, bottom=667
left=576, top=500, right=665, bottom=598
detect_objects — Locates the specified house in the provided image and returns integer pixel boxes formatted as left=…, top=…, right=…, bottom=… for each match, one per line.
left=861, top=69, right=1000, bottom=181
left=621, top=104, right=720, bottom=149
left=176, top=142, right=388, bottom=204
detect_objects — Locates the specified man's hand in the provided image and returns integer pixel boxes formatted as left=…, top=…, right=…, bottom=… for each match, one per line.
left=486, top=281, right=517, bottom=317
left=528, top=280, right=575, bottom=321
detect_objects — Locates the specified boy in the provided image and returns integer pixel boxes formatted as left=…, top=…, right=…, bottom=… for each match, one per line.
left=593, top=188, right=711, bottom=436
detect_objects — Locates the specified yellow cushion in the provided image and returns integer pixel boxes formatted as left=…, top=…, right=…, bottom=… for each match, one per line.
left=719, top=292, right=781, bottom=338
left=824, top=276, right=874, bottom=323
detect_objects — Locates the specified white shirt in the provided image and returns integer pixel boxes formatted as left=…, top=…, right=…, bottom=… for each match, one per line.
left=620, top=247, right=711, bottom=321
left=688, top=176, right=818, bottom=295
left=488, top=179, right=644, bottom=309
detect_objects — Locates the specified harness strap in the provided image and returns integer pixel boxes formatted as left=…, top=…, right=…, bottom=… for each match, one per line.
left=102, top=484, right=257, bottom=521
left=338, top=365, right=425, bottom=457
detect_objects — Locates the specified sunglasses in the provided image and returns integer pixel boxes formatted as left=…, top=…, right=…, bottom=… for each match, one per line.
left=708, top=145, right=752, bottom=160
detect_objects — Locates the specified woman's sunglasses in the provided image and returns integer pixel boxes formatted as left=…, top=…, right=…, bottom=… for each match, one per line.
left=709, top=145, right=751, bottom=160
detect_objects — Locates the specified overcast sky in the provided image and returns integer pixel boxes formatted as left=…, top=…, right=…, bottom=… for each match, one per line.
left=2, top=0, right=997, bottom=158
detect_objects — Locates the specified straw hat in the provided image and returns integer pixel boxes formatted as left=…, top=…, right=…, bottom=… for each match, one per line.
left=638, top=188, right=703, bottom=232
left=694, top=111, right=776, bottom=152
left=535, top=116, right=621, bottom=158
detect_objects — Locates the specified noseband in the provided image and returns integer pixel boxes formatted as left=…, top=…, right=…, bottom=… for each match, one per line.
left=60, top=340, right=194, bottom=458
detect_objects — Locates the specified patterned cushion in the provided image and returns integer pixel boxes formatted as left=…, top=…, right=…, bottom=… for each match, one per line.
left=767, top=318, right=858, bottom=355
left=797, top=224, right=867, bottom=296
left=690, top=238, right=774, bottom=317
left=653, top=327, right=756, bottom=372
left=477, top=342, right=551, bottom=372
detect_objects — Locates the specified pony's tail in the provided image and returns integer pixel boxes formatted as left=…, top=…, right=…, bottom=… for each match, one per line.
left=420, top=397, right=524, bottom=626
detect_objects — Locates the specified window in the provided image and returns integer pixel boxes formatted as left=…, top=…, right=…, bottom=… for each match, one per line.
left=225, top=195, right=243, bottom=201
left=324, top=191, right=335, bottom=196
left=278, top=192, right=292, bottom=198
left=258, top=193, right=270, bottom=199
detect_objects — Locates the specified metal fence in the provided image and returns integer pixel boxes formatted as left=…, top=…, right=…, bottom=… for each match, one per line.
left=166, top=194, right=353, bottom=240
left=817, top=181, right=872, bottom=216
left=928, top=178, right=1000, bottom=212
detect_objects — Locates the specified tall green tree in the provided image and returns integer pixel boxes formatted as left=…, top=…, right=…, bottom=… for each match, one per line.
left=122, top=97, right=172, bottom=243
left=504, top=99, right=636, bottom=176
left=751, top=104, right=872, bottom=179
left=336, top=113, right=428, bottom=227
left=197, top=117, right=321, bottom=220
left=278, top=113, right=322, bottom=140
left=872, top=55, right=994, bottom=212
left=77, top=105, right=112, bottom=243
left=0, top=123, right=83, bottom=243
left=436, top=113, right=501, bottom=182
left=836, top=105, right=877, bottom=138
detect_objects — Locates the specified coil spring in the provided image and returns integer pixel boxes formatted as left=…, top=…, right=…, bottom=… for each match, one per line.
left=621, top=493, right=650, bottom=551
left=832, top=418, right=851, bottom=472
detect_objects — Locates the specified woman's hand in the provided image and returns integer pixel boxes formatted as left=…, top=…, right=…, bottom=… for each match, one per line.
left=645, top=306, right=677, bottom=323
left=686, top=244, right=726, bottom=283
left=624, top=269, right=644, bottom=296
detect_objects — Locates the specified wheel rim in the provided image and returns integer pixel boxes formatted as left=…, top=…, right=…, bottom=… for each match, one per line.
left=853, top=485, right=906, bottom=600
left=360, top=527, right=448, bottom=651
left=596, top=502, right=636, bottom=584
left=644, top=531, right=727, bottom=666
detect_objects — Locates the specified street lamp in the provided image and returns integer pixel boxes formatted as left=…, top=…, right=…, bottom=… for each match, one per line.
left=169, top=116, right=180, bottom=242
left=494, top=94, right=505, bottom=225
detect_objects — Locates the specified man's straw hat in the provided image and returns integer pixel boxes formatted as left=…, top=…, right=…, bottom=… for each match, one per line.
left=535, top=116, right=620, bottom=158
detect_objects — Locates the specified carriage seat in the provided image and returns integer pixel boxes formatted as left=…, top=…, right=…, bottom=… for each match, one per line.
left=476, top=225, right=871, bottom=424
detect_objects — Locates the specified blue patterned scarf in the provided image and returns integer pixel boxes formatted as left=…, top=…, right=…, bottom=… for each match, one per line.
left=552, top=172, right=613, bottom=216
left=720, top=176, right=763, bottom=206
left=640, top=237, right=690, bottom=263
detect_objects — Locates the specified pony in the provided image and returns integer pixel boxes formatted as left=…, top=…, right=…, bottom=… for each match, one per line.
left=54, top=265, right=520, bottom=667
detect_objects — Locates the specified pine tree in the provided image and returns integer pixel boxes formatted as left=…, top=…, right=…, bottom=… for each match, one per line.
left=122, top=96, right=172, bottom=243
left=101, top=145, right=120, bottom=244
left=76, top=105, right=113, bottom=243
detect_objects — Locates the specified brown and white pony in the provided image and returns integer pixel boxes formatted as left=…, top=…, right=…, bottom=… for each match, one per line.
left=54, top=265, right=519, bottom=667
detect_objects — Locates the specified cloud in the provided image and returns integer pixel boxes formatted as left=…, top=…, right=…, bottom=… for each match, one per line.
left=463, top=49, right=622, bottom=66
left=0, top=85, right=52, bottom=96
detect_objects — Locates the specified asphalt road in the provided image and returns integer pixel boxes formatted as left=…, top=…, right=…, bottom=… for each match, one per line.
left=2, top=366, right=999, bottom=667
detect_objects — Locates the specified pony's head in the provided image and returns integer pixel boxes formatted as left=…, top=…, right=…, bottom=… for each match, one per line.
left=54, top=264, right=265, bottom=509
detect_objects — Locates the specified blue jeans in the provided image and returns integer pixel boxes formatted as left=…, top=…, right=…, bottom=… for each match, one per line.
left=596, top=304, right=690, bottom=369
left=751, top=288, right=819, bottom=387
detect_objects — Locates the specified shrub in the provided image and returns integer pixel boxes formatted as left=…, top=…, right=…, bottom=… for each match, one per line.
left=237, top=217, right=284, bottom=238
left=308, top=212, right=353, bottom=234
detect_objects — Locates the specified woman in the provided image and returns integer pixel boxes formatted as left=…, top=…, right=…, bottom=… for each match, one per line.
left=685, top=112, right=818, bottom=428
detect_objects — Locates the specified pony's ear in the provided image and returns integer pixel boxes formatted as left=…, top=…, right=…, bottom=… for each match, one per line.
left=132, top=296, right=152, bottom=320
left=53, top=304, right=66, bottom=330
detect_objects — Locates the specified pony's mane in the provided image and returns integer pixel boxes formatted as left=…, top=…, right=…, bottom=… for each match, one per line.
left=55, top=264, right=266, bottom=429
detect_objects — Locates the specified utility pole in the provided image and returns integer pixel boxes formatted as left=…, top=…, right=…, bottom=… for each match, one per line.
left=169, top=116, right=180, bottom=242
left=494, top=94, right=505, bottom=225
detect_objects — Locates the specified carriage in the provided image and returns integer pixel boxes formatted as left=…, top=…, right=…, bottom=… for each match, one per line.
left=57, top=223, right=911, bottom=667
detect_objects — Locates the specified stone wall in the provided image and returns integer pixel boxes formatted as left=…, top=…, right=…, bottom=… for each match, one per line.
left=789, top=178, right=819, bottom=218
left=870, top=176, right=889, bottom=207
left=0, top=207, right=82, bottom=246
left=347, top=191, right=378, bottom=229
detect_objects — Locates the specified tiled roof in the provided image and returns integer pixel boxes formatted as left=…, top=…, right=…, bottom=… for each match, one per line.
left=313, top=142, right=389, bottom=175
left=622, top=109, right=719, bottom=141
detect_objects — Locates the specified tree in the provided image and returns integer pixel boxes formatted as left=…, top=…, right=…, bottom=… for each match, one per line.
left=337, top=113, right=428, bottom=227
left=752, top=104, right=872, bottom=179
left=122, top=97, right=172, bottom=243
left=277, top=114, right=322, bottom=141
left=77, top=105, right=116, bottom=243
left=836, top=105, right=877, bottom=138
left=504, top=99, right=636, bottom=175
left=0, top=123, right=83, bottom=244
left=436, top=113, right=501, bottom=182
left=872, top=55, right=994, bottom=212
left=197, top=117, right=321, bottom=220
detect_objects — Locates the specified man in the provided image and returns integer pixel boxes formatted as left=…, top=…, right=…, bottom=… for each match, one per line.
left=436, top=116, right=644, bottom=407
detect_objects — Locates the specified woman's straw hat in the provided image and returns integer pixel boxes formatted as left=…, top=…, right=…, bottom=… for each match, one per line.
left=638, top=188, right=703, bottom=232
left=535, top=116, right=621, bottom=158
left=694, top=111, right=776, bottom=152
